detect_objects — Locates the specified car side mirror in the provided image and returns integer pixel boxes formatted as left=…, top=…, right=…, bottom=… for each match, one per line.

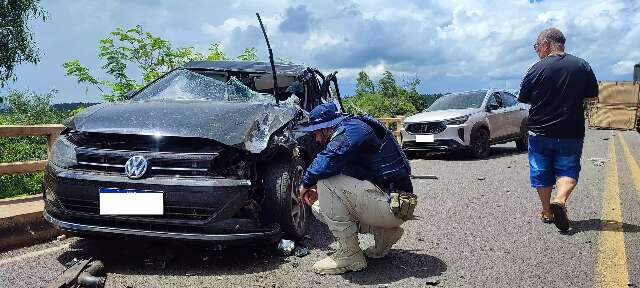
left=487, top=103, right=500, bottom=111
left=124, top=90, right=138, bottom=100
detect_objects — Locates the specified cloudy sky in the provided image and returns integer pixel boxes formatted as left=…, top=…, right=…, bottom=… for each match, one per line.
left=6, top=0, right=640, bottom=103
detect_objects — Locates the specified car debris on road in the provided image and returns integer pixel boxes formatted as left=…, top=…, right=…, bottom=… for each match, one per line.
left=47, top=258, right=106, bottom=288
left=588, top=157, right=609, bottom=167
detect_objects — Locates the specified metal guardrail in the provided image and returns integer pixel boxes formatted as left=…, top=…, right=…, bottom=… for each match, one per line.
left=0, top=125, right=65, bottom=176
left=378, top=117, right=403, bottom=142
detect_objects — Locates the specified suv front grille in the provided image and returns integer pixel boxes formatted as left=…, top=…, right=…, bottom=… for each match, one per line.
left=405, top=122, right=446, bottom=134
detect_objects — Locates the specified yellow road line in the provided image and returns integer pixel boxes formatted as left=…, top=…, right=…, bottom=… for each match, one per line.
left=595, top=133, right=629, bottom=288
left=618, top=133, right=640, bottom=199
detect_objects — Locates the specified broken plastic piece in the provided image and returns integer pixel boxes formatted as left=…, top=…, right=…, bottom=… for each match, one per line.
left=293, top=244, right=310, bottom=257
left=277, top=239, right=295, bottom=256
left=410, top=175, right=438, bottom=180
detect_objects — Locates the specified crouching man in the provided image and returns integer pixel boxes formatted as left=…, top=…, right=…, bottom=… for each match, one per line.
left=298, top=103, right=416, bottom=274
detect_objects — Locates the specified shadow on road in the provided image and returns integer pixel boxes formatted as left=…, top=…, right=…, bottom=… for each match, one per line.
left=52, top=219, right=444, bottom=282
left=56, top=237, right=285, bottom=277
left=341, top=249, right=447, bottom=285
left=410, top=146, right=525, bottom=161
left=564, top=219, right=640, bottom=235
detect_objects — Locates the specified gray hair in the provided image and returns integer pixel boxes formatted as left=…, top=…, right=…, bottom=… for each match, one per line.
left=540, top=28, right=566, bottom=47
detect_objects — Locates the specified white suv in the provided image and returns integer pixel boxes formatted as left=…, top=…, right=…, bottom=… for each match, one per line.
left=401, top=89, right=529, bottom=158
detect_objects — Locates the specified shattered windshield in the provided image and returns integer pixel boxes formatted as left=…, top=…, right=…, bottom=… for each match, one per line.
left=133, top=69, right=277, bottom=103
left=426, top=91, right=487, bottom=111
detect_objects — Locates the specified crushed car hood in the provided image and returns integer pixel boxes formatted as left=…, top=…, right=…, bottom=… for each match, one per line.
left=66, top=101, right=296, bottom=153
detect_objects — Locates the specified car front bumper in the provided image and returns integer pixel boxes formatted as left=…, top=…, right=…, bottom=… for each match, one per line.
left=401, top=124, right=469, bottom=151
left=43, top=162, right=280, bottom=242
left=44, top=211, right=280, bottom=241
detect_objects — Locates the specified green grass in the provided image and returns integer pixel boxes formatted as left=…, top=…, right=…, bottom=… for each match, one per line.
left=0, top=172, right=44, bottom=199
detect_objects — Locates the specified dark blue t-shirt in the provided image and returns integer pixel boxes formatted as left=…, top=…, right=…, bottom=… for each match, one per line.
left=301, top=116, right=413, bottom=193
left=519, top=53, right=598, bottom=138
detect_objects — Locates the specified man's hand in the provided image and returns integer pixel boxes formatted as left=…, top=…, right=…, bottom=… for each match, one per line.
left=299, top=185, right=318, bottom=206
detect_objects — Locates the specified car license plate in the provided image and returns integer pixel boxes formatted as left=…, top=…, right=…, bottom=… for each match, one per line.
left=99, top=188, right=163, bottom=215
left=415, top=135, right=435, bottom=143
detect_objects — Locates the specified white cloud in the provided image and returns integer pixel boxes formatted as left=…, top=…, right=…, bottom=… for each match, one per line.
left=303, top=32, right=341, bottom=50
left=7, top=0, right=640, bottom=102
left=611, top=60, right=637, bottom=75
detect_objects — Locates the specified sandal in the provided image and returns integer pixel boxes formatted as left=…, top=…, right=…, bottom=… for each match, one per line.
left=550, top=201, right=570, bottom=231
left=540, top=212, right=554, bottom=223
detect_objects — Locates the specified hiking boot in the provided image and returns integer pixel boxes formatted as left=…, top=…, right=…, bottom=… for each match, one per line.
left=364, top=227, right=404, bottom=258
left=313, top=234, right=367, bottom=275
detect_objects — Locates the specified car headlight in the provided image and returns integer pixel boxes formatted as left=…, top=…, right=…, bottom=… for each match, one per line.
left=443, top=115, right=469, bottom=126
left=50, top=135, right=77, bottom=168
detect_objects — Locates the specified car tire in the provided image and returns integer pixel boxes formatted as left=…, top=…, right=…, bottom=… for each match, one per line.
left=515, top=120, right=528, bottom=152
left=470, top=127, right=490, bottom=159
left=515, top=133, right=528, bottom=152
left=262, top=157, right=309, bottom=241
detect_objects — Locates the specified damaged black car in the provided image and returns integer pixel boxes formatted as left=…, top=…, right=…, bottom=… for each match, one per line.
left=43, top=60, right=343, bottom=242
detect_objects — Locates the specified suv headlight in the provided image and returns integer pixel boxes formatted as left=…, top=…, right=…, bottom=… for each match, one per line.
left=443, top=115, right=469, bottom=126
left=50, top=135, right=77, bottom=168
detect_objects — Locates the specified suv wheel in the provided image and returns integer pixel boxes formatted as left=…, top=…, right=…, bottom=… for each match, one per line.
left=515, top=133, right=528, bottom=152
left=470, top=127, right=490, bottom=158
left=262, top=157, right=309, bottom=240
left=515, top=121, right=528, bottom=152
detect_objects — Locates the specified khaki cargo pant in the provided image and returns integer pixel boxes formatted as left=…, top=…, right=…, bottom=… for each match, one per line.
left=311, top=175, right=404, bottom=238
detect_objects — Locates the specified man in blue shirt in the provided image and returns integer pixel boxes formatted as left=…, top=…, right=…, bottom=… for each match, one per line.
left=298, top=102, right=414, bottom=274
left=519, top=28, right=598, bottom=231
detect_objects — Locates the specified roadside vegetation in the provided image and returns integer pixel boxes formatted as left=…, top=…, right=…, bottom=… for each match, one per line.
left=343, top=70, right=442, bottom=118
left=0, top=90, right=69, bottom=199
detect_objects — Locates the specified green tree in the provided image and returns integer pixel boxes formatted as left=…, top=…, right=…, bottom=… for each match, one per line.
left=0, top=0, right=47, bottom=86
left=355, top=71, right=375, bottom=95
left=377, top=71, right=398, bottom=98
left=237, top=47, right=257, bottom=61
left=207, top=43, right=229, bottom=60
left=63, top=25, right=259, bottom=102
left=344, top=70, right=417, bottom=117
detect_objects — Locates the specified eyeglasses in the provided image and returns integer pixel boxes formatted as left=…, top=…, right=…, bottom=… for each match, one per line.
left=533, top=40, right=547, bottom=51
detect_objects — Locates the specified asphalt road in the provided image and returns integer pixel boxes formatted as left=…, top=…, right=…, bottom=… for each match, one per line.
left=2, top=129, right=640, bottom=288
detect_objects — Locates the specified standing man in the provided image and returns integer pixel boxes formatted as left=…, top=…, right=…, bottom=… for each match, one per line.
left=297, top=102, right=416, bottom=274
left=519, top=28, right=598, bottom=231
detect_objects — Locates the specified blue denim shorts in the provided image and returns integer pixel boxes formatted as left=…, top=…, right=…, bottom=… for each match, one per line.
left=528, top=134, right=584, bottom=188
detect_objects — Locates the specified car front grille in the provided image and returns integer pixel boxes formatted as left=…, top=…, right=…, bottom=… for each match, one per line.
left=66, top=131, right=231, bottom=177
left=74, top=147, right=217, bottom=177
left=58, top=196, right=218, bottom=221
left=405, top=122, right=446, bottom=134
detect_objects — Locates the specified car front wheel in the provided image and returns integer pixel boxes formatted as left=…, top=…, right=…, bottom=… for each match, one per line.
left=515, top=121, right=528, bottom=152
left=470, top=127, right=490, bottom=159
left=262, top=157, right=309, bottom=240
left=515, top=132, right=528, bottom=151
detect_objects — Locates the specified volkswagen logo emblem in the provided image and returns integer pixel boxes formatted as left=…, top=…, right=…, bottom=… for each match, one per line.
left=124, top=156, right=148, bottom=179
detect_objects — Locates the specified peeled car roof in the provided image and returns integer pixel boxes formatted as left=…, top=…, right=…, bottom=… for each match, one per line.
left=183, top=60, right=307, bottom=75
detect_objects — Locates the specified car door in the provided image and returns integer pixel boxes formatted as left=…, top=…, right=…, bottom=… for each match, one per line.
left=501, top=92, right=526, bottom=136
left=485, top=92, right=509, bottom=139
